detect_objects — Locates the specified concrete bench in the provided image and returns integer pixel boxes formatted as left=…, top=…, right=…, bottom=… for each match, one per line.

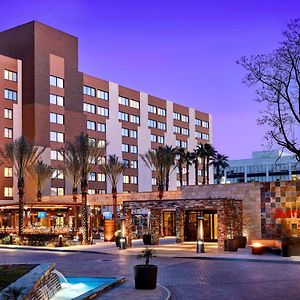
left=251, top=239, right=282, bottom=250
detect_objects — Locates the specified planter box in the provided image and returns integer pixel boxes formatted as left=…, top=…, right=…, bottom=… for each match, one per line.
left=134, top=265, right=157, bottom=290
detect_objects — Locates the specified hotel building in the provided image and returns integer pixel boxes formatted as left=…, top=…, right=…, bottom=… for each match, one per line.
left=0, top=21, right=212, bottom=205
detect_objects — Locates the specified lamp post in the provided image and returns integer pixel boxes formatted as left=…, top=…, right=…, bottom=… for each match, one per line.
left=196, top=216, right=205, bottom=253
left=119, top=217, right=126, bottom=250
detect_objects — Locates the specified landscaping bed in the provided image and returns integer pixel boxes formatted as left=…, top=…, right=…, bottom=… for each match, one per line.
left=0, top=264, right=36, bottom=291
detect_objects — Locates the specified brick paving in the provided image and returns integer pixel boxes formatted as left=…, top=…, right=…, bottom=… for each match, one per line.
left=1, top=248, right=300, bottom=299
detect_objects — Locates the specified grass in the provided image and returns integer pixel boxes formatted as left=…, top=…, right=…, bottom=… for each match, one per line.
left=0, top=264, right=36, bottom=291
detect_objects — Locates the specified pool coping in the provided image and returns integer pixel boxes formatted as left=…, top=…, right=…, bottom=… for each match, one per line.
left=72, top=276, right=126, bottom=300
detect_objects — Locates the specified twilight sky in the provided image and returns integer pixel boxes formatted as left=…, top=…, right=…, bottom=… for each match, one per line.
left=0, top=0, right=299, bottom=159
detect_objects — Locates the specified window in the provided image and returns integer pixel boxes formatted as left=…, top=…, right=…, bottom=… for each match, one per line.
left=4, top=128, right=13, bottom=139
left=119, top=112, right=129, bottom=121
left=131, top=176, right=138, bottom=184
left=50, top=113, right=64, bottom=124
left=157, top=135, right=164, bottom=144
left=130, top=115, right=140, bottom=124
left=51, top=187, right=64, bottom=196
left=89, top=137, right=96, bottom=145
left=4, top=167, right=13, bottom=177
left=181, top=114, right=189, bottom=123
left=88, top=172, right=96, bottom=181
left=195, top=119, right=201, bottom=126
left=98, top=189, right=106, bottom=194
left=4, top=108, right=13, bottom=119
left=148, top=119, right=157, bottom=128
left=173, top=126, right=181, bottom=134
left=173, top=112, right=180, bottom=120
left=158, top=122, right=166, bottom=130
left=130, top=130, right=137, bottom=139
left=122, top=128, right=129, bottom=137
left=4, top=89, right=17, bottom=101
left=123, top=159, right=129, bottom=166
left=87, top=120, right=96, bottom=131
left=50, top=94, right=64, bottom=106
left=130, top=99, right=140, bottom=109
left=83, top=103, right=96, bottom=114
left=152, top=178, right=157, bottom=185
left=119, top=96, right=129, bottom=106
left=122, top=144, right=129, bottom=152
left=130, top=160, right=138, bottom=169
left=98, top=140, right=106, bottom=148
left=157, top=107, right=166, bottom=116
left=50, top=131, right=64, bottom=143
left=182, top=141, right=188, bottom=148
left=97, top=106, right=109, bottom=117
left=97, top=90, right=109, bottom=100
left=88, top=189, right=96, bottom=195
left=52, top=169, right=64, bottom=179
left=202, top=133, right=209, bottom=140
left=50, top=75, right=64, bottom=88
left=4, top=187, right=13, bottom=197
left=151, top=134, right=157, bottom=142
left=181, top=128, right=189, bottom=136
left=4, top=70, right=17, bottom=82
left=83, top=85, right=96, bottom=97
left=51, top=150, right=63, bottom=161
left=123, top=175, right=130, bottom=184
left=97, top=173, right=106, bottom=182
left=130, top=145, right=138, bottom=154
left=195, top=131, right=202, bottom=138
left=148, top=105, right=157, bottom=114
left=97, top=123, right=106, bottom=132
left=202, top=121, right=209, bottom=128
left=176, top=140, right=181, bottom=147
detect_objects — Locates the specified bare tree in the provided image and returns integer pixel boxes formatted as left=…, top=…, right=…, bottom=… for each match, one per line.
left=238, top=19, right=300, bottom=161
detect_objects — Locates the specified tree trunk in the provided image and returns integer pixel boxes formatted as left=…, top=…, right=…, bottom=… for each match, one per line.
left=81, top=180, right=89, bottom=245
left=206, top=156, right=210, bottom=185
left=186, top=163, right=189, bottom=186
left=18, top=177, right=25, bottom=239
left=158, top=182, right=164, bottom=200
left=165, top=173, right=169, bottom=191
left=202, top=159, right=206, bottom=185
left=195, top=160, right=199, bottom=185
left=37, top=190, right=42, bottom=202
left=72, top=187, right=78, bottom=230
left=216, top=165, right=220, bottom=184
left=112, top=187, right=118, bottom=230
left=179, top=164, right=183, bottom=187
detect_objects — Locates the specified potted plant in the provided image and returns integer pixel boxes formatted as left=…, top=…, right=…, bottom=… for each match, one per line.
left=224, top=200, right=239, bottom=252
left=134, top=248, right=157, bottom=289
left=234, top=235, right=247, bottom=248
left=281, top=236, right=291, bottom=257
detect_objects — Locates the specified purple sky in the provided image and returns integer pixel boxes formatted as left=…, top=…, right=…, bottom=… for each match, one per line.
left=1, top=0, right=299, bottom=159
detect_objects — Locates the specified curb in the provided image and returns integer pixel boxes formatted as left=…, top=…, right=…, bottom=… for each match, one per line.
left=157, top=283, right=171, bottom=300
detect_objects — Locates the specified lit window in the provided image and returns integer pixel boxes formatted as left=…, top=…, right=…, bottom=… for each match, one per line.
left=130, top=99, right=140, bottom=109
left=130, top=145, right=138, bottom=154
left=87, top=120, right=96, bottom=131
left=130, top=130, right=137, bottom=139
left=173, top=126, right=181, bottom=134
left=122, top=128, right=129, bottom=137
left=131, top=176, right=138, bottom=184
left=157, top=122, right=166, bottom=131
left=50, top=131, right=64, bottom=143
left=181, top=114, right=189, bottom=123
left=4, top=128, right=13, bottom=139
left=97, top=106, right=109, bottom=117
left=97, top=123, right=106, bottom=132
left=173, top=112, right=181, bottom=120
left=182, top=141, right=188, bottom=148
left=148, top=119, right=157, bottom=128
left=181, top=128, right=189, bottom=136
left=123, top=175, right=130, bottom=184
left=51, top=187, right=64, bottom=196
left=4, top=70, right=17, bottom=82
left=88, top=189, right=96, bottom=195
left=195, top=132, right=202, bottom=138
left=50, top=94, right=64, bottom=106
left=98, top=140, right=106, bottom=148
left=202, top=133, right=209, bottom=141
left=50, top=113, right=64, bottom=124
left=97, top=90, right=109, bottom=100
left=4, top=108, right=13, bottom=119
left=88, top=172, right=96, bottom=181
left=151, top=134, right=157, bottom=142
left=122, top=144, right=129, bottom=152
left=157, top=108, right=166, bottom=116
left=152, top=178, right=157, bottom=185
left=130, top=160, right=138, bottom=169
left=97, top=173, right=106, bottom=182
left=118, top=96, right=129, bottom=106
left=130, top=115, right=140, bottom=124
left=50, top=75, right=64, bottom=88
left=4, top=167, right=13, bottom=177
left=51, top=150, right=64, bottom=161
left=148, top=105, right=157, bottom=114
left=83, top=103, right=96, bottom=114
left=119, top=112, right=129, bottom=121
left=83, top=85, right=96, bottom=97
left=98, top=189, right=106, bottom=194
left=195, top=119, right=201, bottom=126
left=4, top=89, right=17, bottom=101
left=52, top=169, right=64, bottom=179
left=157, top=135, right=164, bottom=144
left=202, top=121, right=209, bottom=128
left=4, top=187, right=13, bottom=197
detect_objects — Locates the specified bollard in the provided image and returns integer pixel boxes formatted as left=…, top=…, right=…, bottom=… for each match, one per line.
left=119, top=237, right=126, bottom=250
left=196, top=239, right=205, bottom=253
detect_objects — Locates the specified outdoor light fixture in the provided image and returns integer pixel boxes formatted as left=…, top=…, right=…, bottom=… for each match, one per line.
left=196, top=216, right=205, bottom=253
left=58, top=234, right=64, bottom=247
left=252, top=242, right=263, bottom=255
left=119, top=217, right=126, bottom=250
left=9, top=233, right=13, bottom=244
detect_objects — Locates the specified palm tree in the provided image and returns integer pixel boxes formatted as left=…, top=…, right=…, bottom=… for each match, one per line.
left=162, top=146, right=176, bottom=191
left=184, top=151, right=193, bottom=186
left=197, top=144, right=207, bottom=185
left=191, top=146, right=201, bottom=185
left=175, top=147, right=185, bottom=187
left=210, top=153, right=229, bottom=184
left=203, top=143, right=216, bottom=185
left=99, top=154, right=127, bottom=228
left=29, top=160, right=53, bottom=201
left=60, top=144, right=81, bottom=230
left=75, top=133, right=105, bottom=244
left=0, top=136, right=45, bottom=238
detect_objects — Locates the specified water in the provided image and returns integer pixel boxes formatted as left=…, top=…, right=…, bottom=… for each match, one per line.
left=50, top=277, right=118, bottom=300
left=51, top=269, right=69, bottom=284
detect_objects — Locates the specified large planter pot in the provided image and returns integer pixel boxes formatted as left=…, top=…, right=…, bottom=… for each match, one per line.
left=234, top=235, right=247, bottom=248
left=115, top=236, right=121, bottom=247
left=134, top=265, right=157, bottom=290
left=224, top=239, right=239, bottom=252
left=104, top=220, right=115, bottom=242
left=281, top=242, right=291, bottom=257
left=143, top=234, right=152, bottom=245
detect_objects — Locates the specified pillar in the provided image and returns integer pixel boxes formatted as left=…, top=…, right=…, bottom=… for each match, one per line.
left=124, top=208, right=132, bottom=247
left=175, top=207, right=184, bottom=243
left=150, top=209, right=160, bottom=245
